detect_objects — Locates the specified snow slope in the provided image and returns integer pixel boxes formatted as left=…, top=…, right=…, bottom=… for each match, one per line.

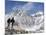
left=5, top=11, right=44, bottom=32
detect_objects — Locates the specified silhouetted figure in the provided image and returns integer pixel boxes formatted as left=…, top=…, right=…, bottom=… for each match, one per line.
left=7, top=17, right=15, bottom=29
left=7, top=18, right=11, bottom=28
left=11, top=17, right=15, bottom=28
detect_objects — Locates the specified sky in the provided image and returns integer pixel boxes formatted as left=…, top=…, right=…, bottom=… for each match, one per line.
left=5, top=0, right=44, bottom=16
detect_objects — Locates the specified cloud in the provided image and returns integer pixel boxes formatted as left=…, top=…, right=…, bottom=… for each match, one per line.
left=22, top=2, right=33, bottom=10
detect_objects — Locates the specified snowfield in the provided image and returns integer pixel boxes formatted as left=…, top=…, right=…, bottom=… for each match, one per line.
left=5, top=11, right=44, bottom=33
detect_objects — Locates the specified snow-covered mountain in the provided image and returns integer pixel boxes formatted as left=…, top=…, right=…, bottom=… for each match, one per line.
left=5, top=10, right=44, bottom=33
left=31, top=11, right=43, bottom=16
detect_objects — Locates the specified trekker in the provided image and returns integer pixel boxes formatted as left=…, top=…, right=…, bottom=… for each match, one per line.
left=11, top=17, right=15, bottom=28
left=7, top=18, right=11, bottom=28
